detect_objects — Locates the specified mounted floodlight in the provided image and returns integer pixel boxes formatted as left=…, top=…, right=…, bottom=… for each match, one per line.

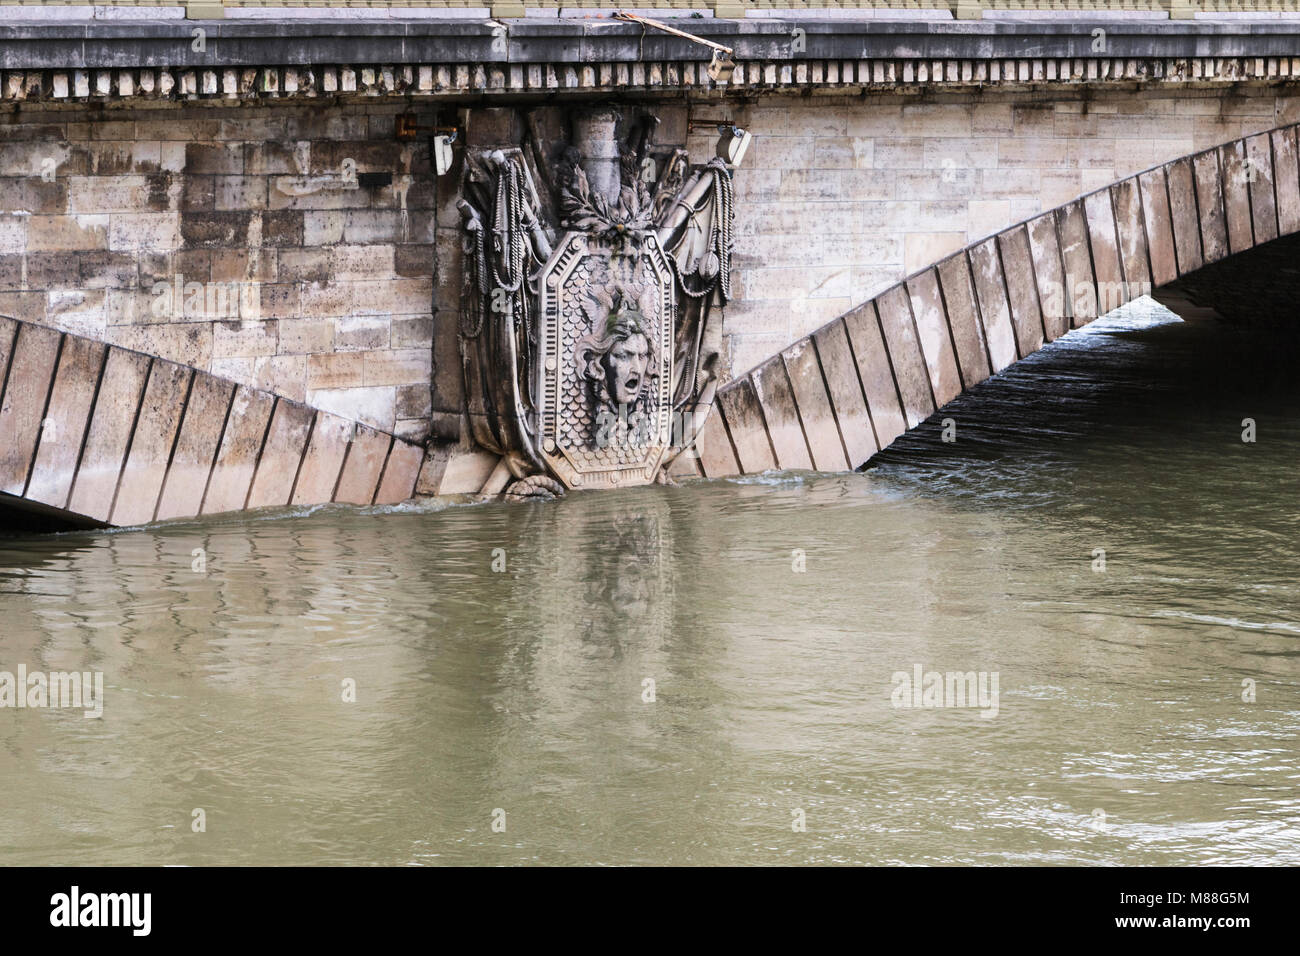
left=395, top=114, right=460, bottom=175
left=433, top=131, right=457, bottom=176
left=716, top=125, right=751, bottom=167
left=614, top=11, right=737, bottom=84
left=707, top=49, right=736, bottom=83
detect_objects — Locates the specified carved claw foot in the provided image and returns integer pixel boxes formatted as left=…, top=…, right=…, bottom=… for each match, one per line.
left=503, top=475, right=567, bottom=502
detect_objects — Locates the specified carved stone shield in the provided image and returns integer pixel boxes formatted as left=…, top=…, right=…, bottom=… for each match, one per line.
left=456, top=106, right=735, bottom=500
left=536, top=232, right=675, bottom=489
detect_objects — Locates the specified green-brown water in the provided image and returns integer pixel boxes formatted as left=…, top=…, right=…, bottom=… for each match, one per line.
left=1, top=301, right=1298, bottom=865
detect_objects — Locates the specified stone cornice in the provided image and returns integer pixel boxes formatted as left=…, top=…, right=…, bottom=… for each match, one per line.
left=7, top=18, right=1300, bottom=70
left=5, top=18, right=1300, bottom=102
left=6, top=58, right=1300, bottom=106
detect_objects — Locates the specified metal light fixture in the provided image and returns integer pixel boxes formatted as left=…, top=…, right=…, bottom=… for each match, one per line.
left=707, top=49, right=737, bottom=83
left=395, top=114, right=461, bottom=176
left=614, top=12, right=738, bottom=84
left=432, top=131, right=457, bottom=176
left=688, top=114, right=753, bottom=168
left=715, top=125, right=751, bottom=167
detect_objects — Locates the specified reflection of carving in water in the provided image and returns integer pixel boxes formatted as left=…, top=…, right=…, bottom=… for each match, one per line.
left=517, top=491, right=671, bottom=663
left=575, top=504, right=666, bottom=652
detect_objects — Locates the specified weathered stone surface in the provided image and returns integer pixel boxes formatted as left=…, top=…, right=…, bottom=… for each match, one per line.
left=1166, top=157, right=1204, bottom=275
left=26, top=335, right=104, bottom=509
left=5, top=78, right=1300, bottom=498
left=1192, top=150, right=1229, bottom=265
left=1245, top=133, right=1278, bottom=244
left=155, top=372, right=233, bottom=521
left=6, top=20, right=1300, bottom=88
left=781, top=339, right=848, bottom=471
left=1218, top=141, right=1254, bottom=256
left=751, top=357, right=813, bottom=471
left=0, top=323, right=61, bottom=495
left=1025, top=213, right=1068, bottom=342
left=811, top=320, right=877, bottom=468
left=905, top=268, right=962, bottom=407
left=334, top=424, right=389, bottom=505
left=0, top=318, right=16, bottom=395
left=0, top=314, right=426, bottom=523
left=1111, top=178, right=1152, bottom=289
left=26, top=215, right=107, bottom=253
left=291, top=411, right=352, bottom=505
left=996, top=226, right=1044, bottom=358
left=1056, top=201, right=1096, bottom=326
left=111, top=360, right=190, bottom=526
left=709, top=119, right=1300, bottom=479
left=874, top=284, right=934, bottom=427
left=935, top=254, right=992, bottom=386
left=692, top=405, right=738, bottom=479
left=414, top=444, right=450, bottom=497
left=968, top=239, right=1017, bottom=372
left=1083, top=189, right=1125, bottom=313
left=841, top=303, right=906, bottom=450
left=1271, top=127, right=1300, bottom=237
left=0, top=102, right=441, bottom=443
left=716, top=377, right=776, bottom=474
left=67, top=347, right=150, bottom=522
left=246, top=398, right=313, bottom=510
left=1138, top=168, right=1178, bottom=288
left=202, top=385, right=274, bottom=515
left=374, top=439, right=423, bottom=505
left=665, top=447, right=702, bottom=481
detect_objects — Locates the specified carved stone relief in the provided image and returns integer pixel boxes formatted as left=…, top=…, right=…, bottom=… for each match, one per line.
left=457, top=105, right=736, bottom=499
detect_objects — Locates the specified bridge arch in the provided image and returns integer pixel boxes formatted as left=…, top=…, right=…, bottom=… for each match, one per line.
left=692, top=124, right=1300, bottom=477
left=0, top=318, right=426, bottom=530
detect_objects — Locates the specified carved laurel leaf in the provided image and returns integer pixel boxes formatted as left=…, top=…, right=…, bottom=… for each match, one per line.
left=558, top=150, right=656, bottom=235
left=618, top=186, right=637, bottom=217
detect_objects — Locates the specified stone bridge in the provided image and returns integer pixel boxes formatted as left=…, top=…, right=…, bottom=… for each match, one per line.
left=4, top=6, right=1300, bottom=525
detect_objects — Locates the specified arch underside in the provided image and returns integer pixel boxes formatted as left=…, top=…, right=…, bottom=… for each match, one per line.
left=693, top=123, right=1300, bottom=478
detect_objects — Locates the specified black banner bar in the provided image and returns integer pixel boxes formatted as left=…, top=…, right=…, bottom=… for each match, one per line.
left=0, top=866, right=1283, bottom=943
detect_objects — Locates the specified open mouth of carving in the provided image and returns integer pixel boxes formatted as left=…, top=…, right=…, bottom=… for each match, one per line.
left=624, top=375, right=640, bottom=393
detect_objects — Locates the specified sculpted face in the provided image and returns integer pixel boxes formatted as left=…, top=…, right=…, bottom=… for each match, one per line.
left=602, top=332, right=650, bottom=406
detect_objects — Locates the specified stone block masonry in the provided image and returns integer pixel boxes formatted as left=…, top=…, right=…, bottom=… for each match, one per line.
left=5, top=47, right=1300, bottom=484
left=693, top=119, right=1300, bottom=481
left=0, top=102, right=436, bottom=442
left=707, top=86, right=1300, bottom=380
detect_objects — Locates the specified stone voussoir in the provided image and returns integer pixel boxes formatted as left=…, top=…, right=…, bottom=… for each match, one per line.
left=0, top=316, right=425, bottom=528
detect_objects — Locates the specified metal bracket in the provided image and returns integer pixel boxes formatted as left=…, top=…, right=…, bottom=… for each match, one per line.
left=397, top=114, right=460, bottom=142
left=688, top=118, right=737, bottom=133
